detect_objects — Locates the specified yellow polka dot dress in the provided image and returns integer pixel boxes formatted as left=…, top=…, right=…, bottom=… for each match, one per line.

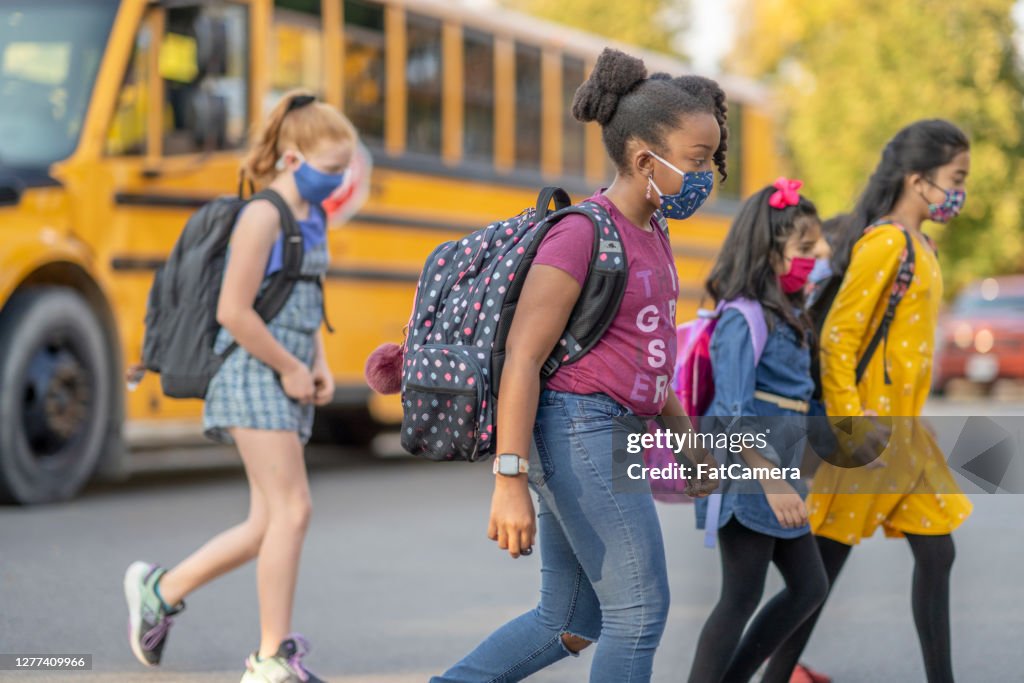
left=809, top=223, right=972, bottom=545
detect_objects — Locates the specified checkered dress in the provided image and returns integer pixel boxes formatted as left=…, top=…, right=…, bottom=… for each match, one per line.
left=203, top=239, right=328, bottom=445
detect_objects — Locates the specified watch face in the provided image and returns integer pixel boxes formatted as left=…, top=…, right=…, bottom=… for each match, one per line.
left=498, top=454, right=519, bottom=476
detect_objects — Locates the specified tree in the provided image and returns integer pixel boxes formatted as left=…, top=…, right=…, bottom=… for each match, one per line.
left=500, top=0, right=690, bottom=56
left=731, top=0, right=1024, bottom=292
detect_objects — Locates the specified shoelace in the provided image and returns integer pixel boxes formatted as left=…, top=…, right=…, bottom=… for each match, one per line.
left=141, top=615, right=174, bottom=651
left=284, top=632, right=312, bottom=682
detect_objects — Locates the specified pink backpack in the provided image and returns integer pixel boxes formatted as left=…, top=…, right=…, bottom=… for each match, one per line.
left=647, top=299, right=767, bottom=503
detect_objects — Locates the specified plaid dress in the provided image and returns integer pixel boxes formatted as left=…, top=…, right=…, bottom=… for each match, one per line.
left=203, top=224, right=328, bottom=445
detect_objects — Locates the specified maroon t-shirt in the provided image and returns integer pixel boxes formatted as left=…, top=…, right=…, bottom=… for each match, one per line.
left=533, top=191, right=679, bottom=416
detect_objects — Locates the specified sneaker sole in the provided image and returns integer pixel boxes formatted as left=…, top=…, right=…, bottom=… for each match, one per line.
left=123, top=561, right=156, bottom=667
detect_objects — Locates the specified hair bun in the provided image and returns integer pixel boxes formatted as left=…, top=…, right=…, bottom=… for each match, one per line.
left=571, top=48, right=647, bottom=126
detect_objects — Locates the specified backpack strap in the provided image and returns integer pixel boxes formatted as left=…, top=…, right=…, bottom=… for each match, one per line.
left=539, top=199, right=628, bottom=378
left=217, top=190, right=310, bottom=361
left=720, top=298, right=768, bottom=365
left=854, top=225, right=915, bottom=385
left=535, top=186, right=572, bottom=218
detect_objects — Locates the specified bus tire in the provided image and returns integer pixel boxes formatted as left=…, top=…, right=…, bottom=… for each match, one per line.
left=312, top=406, right=382, bottom=449
left=0, top=287, right=111, bottom=504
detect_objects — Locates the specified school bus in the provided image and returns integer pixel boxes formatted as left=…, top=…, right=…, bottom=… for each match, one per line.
left=0, top=0, right=779, bottom=504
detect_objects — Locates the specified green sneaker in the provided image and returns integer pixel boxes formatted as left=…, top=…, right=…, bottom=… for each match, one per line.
left=123, top=561, right=184, bottom=666
left=240, top=635, right=326, bottom=683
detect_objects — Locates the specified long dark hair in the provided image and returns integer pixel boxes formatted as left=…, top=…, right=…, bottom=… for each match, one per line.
left=832, top=119, right=969, bottom=275
left=572, top=48, right=729, bottom=182
left=705, top=185, right=819, bottom=342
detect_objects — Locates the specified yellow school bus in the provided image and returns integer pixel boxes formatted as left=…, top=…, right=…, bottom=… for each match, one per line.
left=0, top=0, right=779, bottom=503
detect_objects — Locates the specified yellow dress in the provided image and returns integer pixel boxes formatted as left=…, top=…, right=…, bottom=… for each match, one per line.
left=808, top=223, right=972, bottom=545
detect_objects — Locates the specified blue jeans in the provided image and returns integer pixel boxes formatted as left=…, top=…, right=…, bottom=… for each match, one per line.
left=431, top=391, right=670, bottom=683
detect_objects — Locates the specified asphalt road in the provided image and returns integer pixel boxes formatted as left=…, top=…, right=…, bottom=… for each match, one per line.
left=1, top=397, right=1023, bottom=682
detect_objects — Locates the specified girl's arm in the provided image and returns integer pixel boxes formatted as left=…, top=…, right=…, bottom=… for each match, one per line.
left=661, top=390, right=718, bottom=497
left=820, top=225, right=904, bottom=416
left=488, top=264, right=581, bottom=558
left=216, top=200, right=314, bottom=401
left=709, top=310, right=805, bottom=526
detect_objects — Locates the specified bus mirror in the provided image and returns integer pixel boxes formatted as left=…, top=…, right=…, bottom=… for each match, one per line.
left=0, top=175, right=24, bottom=206
left=193, top=15, right=229, bottom=77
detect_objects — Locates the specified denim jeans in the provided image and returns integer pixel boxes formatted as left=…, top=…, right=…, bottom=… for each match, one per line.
left=431, top=391, right=670, bottom=683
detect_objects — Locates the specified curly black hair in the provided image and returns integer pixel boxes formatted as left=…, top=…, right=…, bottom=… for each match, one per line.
left=572, top=48, right=728, bottom=181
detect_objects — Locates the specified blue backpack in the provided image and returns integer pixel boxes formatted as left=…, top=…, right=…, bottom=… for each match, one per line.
left=400, top=187, right=657, bottom=462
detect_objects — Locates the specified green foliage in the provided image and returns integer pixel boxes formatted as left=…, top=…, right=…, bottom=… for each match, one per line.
left=501, top=0, right=690, bottom=56
left=731, top=0, right=1024, bottom=294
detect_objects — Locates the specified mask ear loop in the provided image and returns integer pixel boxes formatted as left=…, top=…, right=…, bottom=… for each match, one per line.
left=647, top=150, right=687, bottom=178
left=275, top=150, right=306, bottom=172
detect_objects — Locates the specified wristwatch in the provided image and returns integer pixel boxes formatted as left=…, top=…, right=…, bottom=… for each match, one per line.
left=493, top=453, right=530, bottom=476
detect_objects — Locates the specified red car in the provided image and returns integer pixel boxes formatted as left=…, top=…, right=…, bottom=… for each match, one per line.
left=933, top=276, right=1024, bottom=393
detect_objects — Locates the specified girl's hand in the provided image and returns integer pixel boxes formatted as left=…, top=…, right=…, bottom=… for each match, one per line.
left=762, top=480, right=808, bottom=528
left=312, top=361, right=334, bottom=406
left=685, top=448, right=720, bottom=498
left=281, top=362, right=315, bottom=404
left=487, top=478, right=536, bottom=559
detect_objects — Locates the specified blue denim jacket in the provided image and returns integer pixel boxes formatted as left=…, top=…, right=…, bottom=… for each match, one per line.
left=694, top=307, right=815, bottom=539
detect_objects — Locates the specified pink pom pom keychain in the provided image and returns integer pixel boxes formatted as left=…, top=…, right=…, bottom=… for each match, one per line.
left=364, top=341, right=405, bottom=395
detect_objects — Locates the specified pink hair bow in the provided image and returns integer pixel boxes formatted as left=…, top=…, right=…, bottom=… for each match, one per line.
left=768, top=177, right=803, bottom=209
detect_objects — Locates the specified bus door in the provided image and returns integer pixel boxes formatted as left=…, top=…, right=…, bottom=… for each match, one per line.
left=101, top=0, right=257, bottom=424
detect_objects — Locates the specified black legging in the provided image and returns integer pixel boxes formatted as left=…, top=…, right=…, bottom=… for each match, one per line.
left=765, top=533, right=956, bottom=683
left=688, top=519, right=829, bottom=683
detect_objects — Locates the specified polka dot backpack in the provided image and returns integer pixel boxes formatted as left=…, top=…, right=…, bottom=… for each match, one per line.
left=401, top=187, right=646, bottom=462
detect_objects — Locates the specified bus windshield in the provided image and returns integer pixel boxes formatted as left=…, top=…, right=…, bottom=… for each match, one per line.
left=0, top=1, right=118, bottom=169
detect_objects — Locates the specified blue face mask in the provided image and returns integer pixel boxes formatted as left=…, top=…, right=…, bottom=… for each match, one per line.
left=286, top=152, right=347, bottom=205
left=647, top=151, right=714, bottom=220
left=809, top=257, right=832, bottom=284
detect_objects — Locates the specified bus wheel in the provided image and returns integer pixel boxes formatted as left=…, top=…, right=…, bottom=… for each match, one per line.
left=0, top=288, right=111, bottom=504
left=312, top=406, right=382, bottom=450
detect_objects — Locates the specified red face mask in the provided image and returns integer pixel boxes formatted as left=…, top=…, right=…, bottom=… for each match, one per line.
left=779, top=256, right=816, bottom=294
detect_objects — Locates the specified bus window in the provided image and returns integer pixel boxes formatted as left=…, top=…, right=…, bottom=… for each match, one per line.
left=161, top=4, right=249, bottom=156
left=463, top=29, right=494, bottom=165
left=406, top=12, right=442, bottom=156
left=275, top=0, right=320, bottom=13
left=271, top=0, right=323, bottom=108
left=718, top=101, right=742, bottom=200
left=514, top=42, right=542, bottom=172
left=562, top=54, right=586, bottom=179
left=0, top=0, right=117, bottom=167
left=344, top=0, right=385, bottom=145
left=106, top=24, right=151, bottom=156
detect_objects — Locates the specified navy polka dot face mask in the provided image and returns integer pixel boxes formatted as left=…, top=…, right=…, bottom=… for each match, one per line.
left=647, top=151, right=714, bottom=220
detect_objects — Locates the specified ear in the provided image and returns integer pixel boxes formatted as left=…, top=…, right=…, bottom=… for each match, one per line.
left=633, top=147, right=655, bottom=178
left=276, top=149, right=302, bottom=172
left=906, top=171, right=927, bottom=195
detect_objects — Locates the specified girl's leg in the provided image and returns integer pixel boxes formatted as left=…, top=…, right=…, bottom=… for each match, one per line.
left=430, top=495, right=603, bottom=683
left=687, top=519, right=775, bottom=683
left=905, top=533, right=956, bottom=683
left=156, top=472, right=269, bottom=607
left=761, top=535, right=853, bottom=682
left=232, top=428, right=313, bottom=658
left=722, top=533, right=829, bottom=683
left=545, top=410, right=670, bottom=683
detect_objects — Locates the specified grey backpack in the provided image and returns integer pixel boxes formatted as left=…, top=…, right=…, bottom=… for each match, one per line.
left=401, top=187, right=659, bottom=462
left=141, top=189, right=310, bottom=399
